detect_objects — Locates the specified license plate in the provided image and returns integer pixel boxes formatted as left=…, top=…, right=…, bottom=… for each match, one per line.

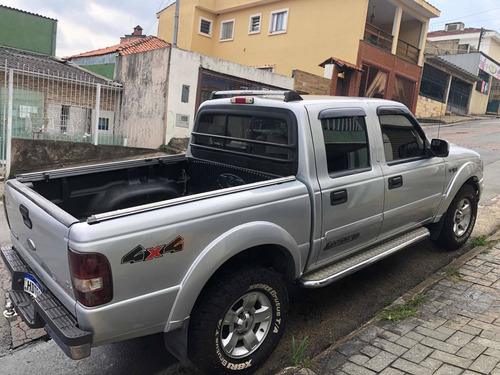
left=24, top=273, right=43, bottom=299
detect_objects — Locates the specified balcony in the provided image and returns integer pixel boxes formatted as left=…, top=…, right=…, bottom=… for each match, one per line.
left=363, top=23, right=420, bottom=65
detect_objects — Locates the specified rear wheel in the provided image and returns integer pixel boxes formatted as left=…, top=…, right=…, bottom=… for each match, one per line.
left=188, top=267, right=288, bottom=375
left=437, top=184, right=477, bottom=250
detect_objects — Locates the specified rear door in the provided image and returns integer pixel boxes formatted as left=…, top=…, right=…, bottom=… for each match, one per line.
left=373, top=105, right=446, bottom=237
left=306, top=104, right=385, bottom=266
left=4, top=180, right=78, bottom=313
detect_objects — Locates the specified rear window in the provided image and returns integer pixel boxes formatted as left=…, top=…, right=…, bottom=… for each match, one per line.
left=191, top=107, right=297, bottom=176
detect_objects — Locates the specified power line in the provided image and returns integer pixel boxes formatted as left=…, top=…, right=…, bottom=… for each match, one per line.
left=432, top=7, right=500, bottom=25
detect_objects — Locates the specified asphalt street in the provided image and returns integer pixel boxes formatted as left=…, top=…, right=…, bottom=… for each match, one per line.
left=0, top=119, right=498, bottom=375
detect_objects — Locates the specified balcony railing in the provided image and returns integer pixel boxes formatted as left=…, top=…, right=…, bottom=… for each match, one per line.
left=396, top=39, right=420, bottom=64
left=364, top=23, right=393, bottom=53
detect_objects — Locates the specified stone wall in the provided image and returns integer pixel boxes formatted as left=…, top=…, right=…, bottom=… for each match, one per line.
left=415, top=95, right=447, bottom=118
left=293, top=70, right=331, bottom=95
left=10, top=138, right=161, bottom=177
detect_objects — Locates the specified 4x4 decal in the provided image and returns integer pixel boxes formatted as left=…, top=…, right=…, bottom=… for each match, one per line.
left=121, top=236, right=184, bottom=264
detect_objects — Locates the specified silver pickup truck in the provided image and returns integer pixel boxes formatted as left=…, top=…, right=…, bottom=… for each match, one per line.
left=2, top=91, right=483, bottom=375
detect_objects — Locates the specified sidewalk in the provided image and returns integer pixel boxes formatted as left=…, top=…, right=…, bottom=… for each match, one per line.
left=418, top=114, right=498, bottom=127
left=281, top=231, right=500, bottom=375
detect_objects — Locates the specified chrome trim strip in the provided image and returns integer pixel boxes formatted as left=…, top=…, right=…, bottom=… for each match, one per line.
left=87, top=176, right=296, bottom=224
left=299, top=231, right=430, bottom=288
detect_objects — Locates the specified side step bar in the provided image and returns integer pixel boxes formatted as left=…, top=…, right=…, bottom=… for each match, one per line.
left=299, top=227, right=430, bottom=288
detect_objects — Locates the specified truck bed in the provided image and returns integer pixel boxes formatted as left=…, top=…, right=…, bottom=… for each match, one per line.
left=17, top=156, right=276, bottom=220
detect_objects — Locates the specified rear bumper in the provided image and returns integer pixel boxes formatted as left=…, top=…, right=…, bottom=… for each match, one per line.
left=1, top=245, right=92, bottom=359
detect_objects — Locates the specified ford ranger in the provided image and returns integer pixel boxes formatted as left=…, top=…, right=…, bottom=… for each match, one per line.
left=1, top=91, right=483, bottom=374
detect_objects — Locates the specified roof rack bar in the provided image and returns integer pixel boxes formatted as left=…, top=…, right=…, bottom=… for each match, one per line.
left=209, top=90, right=303, bottom=102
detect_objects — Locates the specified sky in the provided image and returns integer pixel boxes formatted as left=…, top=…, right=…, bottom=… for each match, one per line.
left=1, top=0, right=500, bottom=58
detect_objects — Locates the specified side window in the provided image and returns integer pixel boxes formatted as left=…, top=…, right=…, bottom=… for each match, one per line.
left=321, top=116, right=370, bottom=175
left=379, top=114, right=425, bottom=162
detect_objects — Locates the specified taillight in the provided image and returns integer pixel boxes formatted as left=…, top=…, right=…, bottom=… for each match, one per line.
left=69, top=248, right=113, bottom=307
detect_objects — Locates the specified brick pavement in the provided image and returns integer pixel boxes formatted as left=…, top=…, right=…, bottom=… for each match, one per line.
left=283, top=237, right=500, bottom=375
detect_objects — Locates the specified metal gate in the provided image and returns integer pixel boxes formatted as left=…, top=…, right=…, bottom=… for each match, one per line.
left=447, top=77, right=471, bottom=115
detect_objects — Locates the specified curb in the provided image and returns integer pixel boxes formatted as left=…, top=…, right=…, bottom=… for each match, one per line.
left=276, top=230, right=500, bottom=375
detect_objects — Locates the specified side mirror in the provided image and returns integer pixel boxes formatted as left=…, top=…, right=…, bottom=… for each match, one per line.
left=430, top=139, right=449, bottom=157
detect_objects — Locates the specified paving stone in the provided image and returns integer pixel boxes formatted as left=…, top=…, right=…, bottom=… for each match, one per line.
left=395, top=335, right=419, bottom=349
left=391, top=358, right=433, bottom=375
left=349, top=354, right=370, bottom=366
left=420, top=357, right=444, bottom=370
left=484, top=347, right=500, bottom=357
left=415, top=326, right=453, bottom=341
left=474, top=337, right=500, bottom=350
left=446, top=331, right=475, bottom=346
left=461, top=371, right=482, bottom=375
left=430, top=349, right=473, bottom=368
left=340, top=362, right=376, bottom=375
left=337, top=340, right=365, bottom=356
left=434, top=364, right=466, bottom=375
left=456, top=342, right=487, bottom=360
left=364, top=350, right=397, bottom=372
left=379, top=330, right=402, bottom=343
left=315, top=350, right=346, bottom=370
left=357, top=326, right=386, bottom=343
left=460, top=324, right=482, bottom=336
left=437, top=326, right=457, bottom=336
left=420, top=337, right=460, bottom=354
left=406, top=331, right=426, bottom=342
left=386, top=321, right=418, bottom=336
left=469, top=354, right=499, bottom=373
left=379, top=368, right=405, bottom=375
left=372, top=338, right=408, bottom=356
left=402, top=343, right=434, bottom=363
left=360, top=345, right=381, bottom=358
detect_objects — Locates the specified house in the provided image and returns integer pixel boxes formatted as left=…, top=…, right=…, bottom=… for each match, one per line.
left=157, top=0, right=440, bottom=113
left=114, top=46, right=294, bottom=145
left=427, top=23, right=500, bottom=115
left=65, top=26, right=169, bottom=79
left=0, top=5, right=57, bottom=56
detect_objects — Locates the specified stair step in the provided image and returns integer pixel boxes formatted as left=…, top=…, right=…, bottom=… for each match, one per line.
left=299, top=227, right=430, bottom=288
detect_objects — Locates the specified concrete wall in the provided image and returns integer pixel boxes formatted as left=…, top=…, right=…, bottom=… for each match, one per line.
left=0, top=7, right=57, bottom=55
left=114, top=48, right=170, bottom=148
left=10, top=139, right=158, bottom=177
left=415, top=95, right=446, bottom=118
left=439, top=53, right=481, bottom=76
left=469, top=87, right=489, bottom=115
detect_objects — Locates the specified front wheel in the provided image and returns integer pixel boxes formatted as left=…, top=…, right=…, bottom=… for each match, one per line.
left=437, top=184, right=478, bottom=250
left=188, top=267, right=288, bottom=375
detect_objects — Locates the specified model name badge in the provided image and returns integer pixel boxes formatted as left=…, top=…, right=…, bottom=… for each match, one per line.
left=121, top=236, right=184, bottom=264
left=325, top=233, right=360, bottom=250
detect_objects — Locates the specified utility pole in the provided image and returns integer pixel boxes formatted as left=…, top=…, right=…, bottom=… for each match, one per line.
left=478, top=27, right=484, bottom=51
left=173, top=0, right=180, bottom=47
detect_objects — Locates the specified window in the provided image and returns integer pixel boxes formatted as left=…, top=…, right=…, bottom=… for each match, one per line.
left=379, top=114, right=425, bottom=162
left=98, top=117, right=109, bottom=131
left=199, top=17, right=213, bottom=37
left=269, top=9, right=288, bottom=34
left=19, top=105, right=38, bottom=118
left=181, top=85, right=190, bottom=103
left=220, top=19, right=235, bottom=41
left=321, top=116, right=370, bottom=174
left=419, top=65, right=449, bottom=103
left=249, top=14, right=261, bottom=34
left=61, top=105, right=69, bottom=134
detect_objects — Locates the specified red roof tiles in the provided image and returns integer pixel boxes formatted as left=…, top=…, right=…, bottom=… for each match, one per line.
left=428, top=28, right=492, bottom=38
left=65, top=36, right=169, bottom=60
left=319, top=57, right=363, bottom=71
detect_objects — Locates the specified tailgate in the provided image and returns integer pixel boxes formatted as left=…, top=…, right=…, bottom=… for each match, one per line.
left=4, top=180, right=79, bottom=314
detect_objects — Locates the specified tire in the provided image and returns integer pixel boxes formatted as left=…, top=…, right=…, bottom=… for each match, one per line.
left=188, top=267, right=288, bottom=375
left=437, top=184, right=478, bottom=250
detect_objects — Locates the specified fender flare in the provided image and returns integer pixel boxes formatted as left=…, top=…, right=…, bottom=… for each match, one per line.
left=435, top=161, right=481, bottom=220
left=165, top=221, right=303, bottom=332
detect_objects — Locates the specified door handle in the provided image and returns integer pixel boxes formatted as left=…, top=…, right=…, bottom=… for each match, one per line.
left=330, top=189, right=348, bottom=206
left=388, top=175, right=403, bottom=190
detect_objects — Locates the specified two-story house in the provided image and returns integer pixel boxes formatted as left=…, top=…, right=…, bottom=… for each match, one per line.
left=157, top=0, right=440, bottom=112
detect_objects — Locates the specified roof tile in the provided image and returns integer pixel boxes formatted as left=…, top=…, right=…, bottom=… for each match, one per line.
left=428, top=28, right=492, bottom=38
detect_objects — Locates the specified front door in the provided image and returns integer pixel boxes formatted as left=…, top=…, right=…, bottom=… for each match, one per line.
left=307, top=104, right=385, bottom=266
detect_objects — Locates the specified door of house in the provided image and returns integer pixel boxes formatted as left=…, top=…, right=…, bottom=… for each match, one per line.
left=447, top=77, right=471, bottom=115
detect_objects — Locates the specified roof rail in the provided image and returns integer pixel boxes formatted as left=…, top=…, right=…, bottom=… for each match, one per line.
left=209, top=90, right=303, bottom=102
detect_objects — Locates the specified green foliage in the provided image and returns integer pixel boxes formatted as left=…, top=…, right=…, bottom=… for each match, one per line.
left=381, top=294, right=427, bottom=322
left=292, top=336, right=309, bottom=367
left=444, top=268, right=461, bottom=278
left=471, top=235, right=488, bottom=247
